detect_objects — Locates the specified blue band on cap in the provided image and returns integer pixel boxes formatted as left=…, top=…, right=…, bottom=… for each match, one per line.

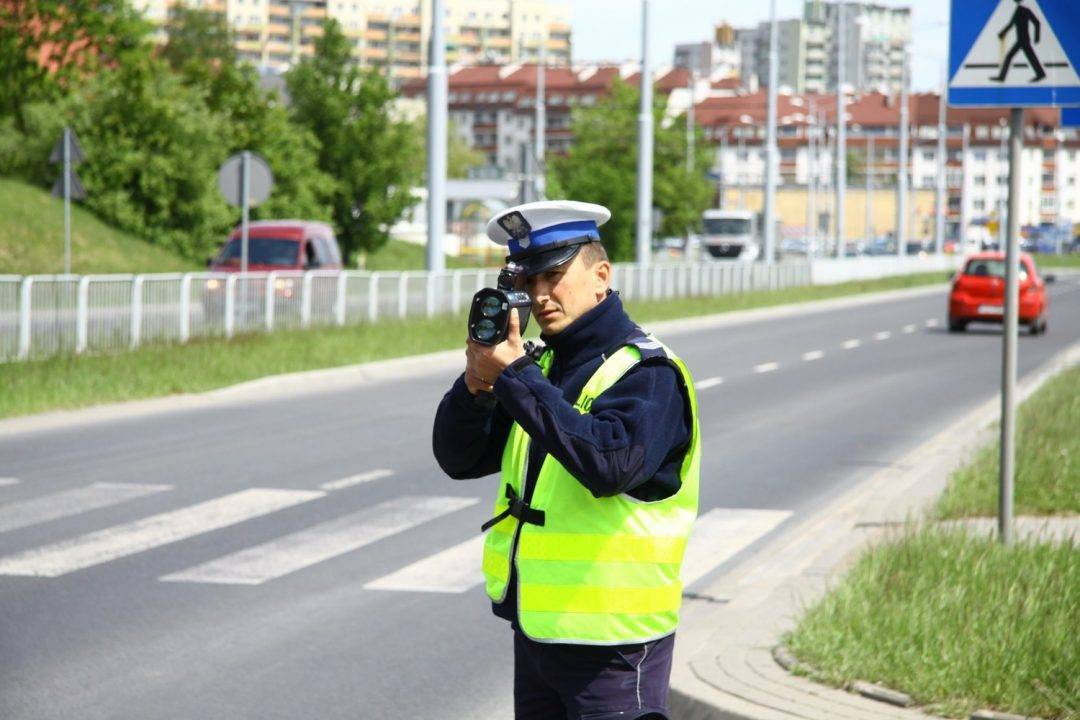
left=509, top=220, right=599, bottom=255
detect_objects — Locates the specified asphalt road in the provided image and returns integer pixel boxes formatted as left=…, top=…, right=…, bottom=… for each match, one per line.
left=1, top=278, right=1078, bottom=720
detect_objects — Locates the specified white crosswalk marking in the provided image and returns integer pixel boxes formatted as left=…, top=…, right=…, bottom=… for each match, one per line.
left=365, top=534, right=485, bottom=593
left=320, top=469, right=394, bottom=491
left=681, top=508, right=793, bottom=587
left=0, top=482, right=172, bottom=534
left=160, top=495, right=478, bottom=586
left=696, top=377, right=723, bottom=390
left=0, top=478, right=20, bottom=487
left=0, top=488, right=323, bottom=578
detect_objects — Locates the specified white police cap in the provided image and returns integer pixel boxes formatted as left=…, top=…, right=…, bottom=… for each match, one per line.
left=486, top=200, right=611, bottom=276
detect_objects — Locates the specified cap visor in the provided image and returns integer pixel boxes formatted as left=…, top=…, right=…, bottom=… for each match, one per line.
left=513, top=243, right=585, bottom=276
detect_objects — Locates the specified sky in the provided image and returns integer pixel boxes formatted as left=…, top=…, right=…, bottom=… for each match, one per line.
left=569, top=0, right=951, bottom=92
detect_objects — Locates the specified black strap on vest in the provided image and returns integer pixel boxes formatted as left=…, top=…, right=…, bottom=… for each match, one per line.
left=480, top=485, right=546, bottom=533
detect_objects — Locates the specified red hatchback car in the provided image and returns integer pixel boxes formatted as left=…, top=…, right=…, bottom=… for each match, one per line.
left=948, top=252, right=1054, bottom=334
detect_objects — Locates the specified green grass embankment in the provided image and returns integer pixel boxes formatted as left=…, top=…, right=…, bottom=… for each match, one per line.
left=786, top=364, right=1080, bottom=719
left=0, top=272, right=947, bottom=419
left=0, top=177, right=196, bottom=275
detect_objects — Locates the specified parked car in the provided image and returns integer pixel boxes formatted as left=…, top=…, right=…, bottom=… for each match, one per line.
left=203, top=220, right=344, bottom=325
left=208, top=220, right=343, bottom=273
left=947, top=252, right=1054, bottom=334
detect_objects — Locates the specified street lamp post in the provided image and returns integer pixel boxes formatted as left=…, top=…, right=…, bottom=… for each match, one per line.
left=425, top=0, right=447, bottom=272
left=535, top=41, right=546, bottom=200
left=935, top=63, right=948, bottom=255
left=764, top=0, right=779, bottom=265
left=835, top=0, right=847, bottom=258
left=636, top=0, right=654, bottom=266
left=897, top=44, right=910, bottom=258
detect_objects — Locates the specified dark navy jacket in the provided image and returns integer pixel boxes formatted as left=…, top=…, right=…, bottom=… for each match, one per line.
left=432, top=292, right=691, bottom=624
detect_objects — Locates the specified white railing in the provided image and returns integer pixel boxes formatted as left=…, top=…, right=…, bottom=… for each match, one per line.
left=0, top=261, right=822, bottom=362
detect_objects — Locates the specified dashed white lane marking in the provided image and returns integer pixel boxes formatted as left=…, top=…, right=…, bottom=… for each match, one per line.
left=696, top=377, right=724, bottom=390
left=874, top=331, right=892, bottom=341
left=0, top=478, right=20, bottom=487
left=0, top=489, right=323, bottom=578
left=925, top=319, right=939, bottom=328
left=903, top=324, right=917, bottom=334
left=320, top=469, right=394, bottom=492
left=753, top=362, right=779, bottom=374
left=0, top=482, right=172, bottom=534
left=802, top=350, right=825, bottom=362
left=365, top=534, right=485, bottom=594
left=842, top=339, right=861, bottom=350
left=681, top=508, right=794, bottom=587
left=160, top=495, right=478, bottom=586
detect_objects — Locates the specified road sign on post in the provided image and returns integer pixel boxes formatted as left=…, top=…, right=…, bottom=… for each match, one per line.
left=218, top=152, right=273, bottom=273
left=49, top=127, right=86, bottom=275
left=948, top=0, right=1080, bottom=546
left=948, top=0, right=1080, bottom=107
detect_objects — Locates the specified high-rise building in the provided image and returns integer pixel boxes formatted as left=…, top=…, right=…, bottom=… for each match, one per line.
left=736, top=1, right=910, bottom=95
left=132, top=0, right=572, bottom=83
left=673, top=22, right=740, bottom=80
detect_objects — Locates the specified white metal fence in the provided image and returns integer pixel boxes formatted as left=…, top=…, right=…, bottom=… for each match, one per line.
left=0, top=262, right=812, bottom=362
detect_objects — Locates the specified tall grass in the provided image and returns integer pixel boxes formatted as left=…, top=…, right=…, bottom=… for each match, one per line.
left=786, top=527, right=1079, bottom=719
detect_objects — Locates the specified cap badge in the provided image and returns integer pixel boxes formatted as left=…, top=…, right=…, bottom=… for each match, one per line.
left=497, top=211, right=532, bottom=242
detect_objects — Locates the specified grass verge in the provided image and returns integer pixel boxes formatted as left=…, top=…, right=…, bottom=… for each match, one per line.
left=936, top=365, right=1080, bottom=519
left=1032, top=253, right=1080, bottom=269
left=785, top=527, right=1078, bottom=719
left=0, top=177, right=196, bottom=275
left=786, top=362, right=1079, bottom=719
left=0, top=271, right=946, bottom=419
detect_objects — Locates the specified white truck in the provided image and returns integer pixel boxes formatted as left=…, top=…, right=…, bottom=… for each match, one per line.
left=700, top=209, right=760, bottom=261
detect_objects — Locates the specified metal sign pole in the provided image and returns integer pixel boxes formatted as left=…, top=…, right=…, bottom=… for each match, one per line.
left=897, top=45, right=909, bottom=258
left=63, top=127, right=71, bottom=275
left=935, top=64, right=948, bottom=255
left=865, top=135, right=873, bottom=244
left=999, top=106, right=1022, bottom=547
left=241, top=150, right=251, bottom=274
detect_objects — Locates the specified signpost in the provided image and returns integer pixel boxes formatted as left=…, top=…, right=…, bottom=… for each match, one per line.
left=49, top=127, right=86, bottom=275
left=217, top=152, right=273, bottom=273
left=948, top=0, right=1080, bottom=545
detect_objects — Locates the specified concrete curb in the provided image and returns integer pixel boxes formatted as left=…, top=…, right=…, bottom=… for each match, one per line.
left=0, top=282, right=949, bottom=437
left=669, top=338, right=1080, bottom=720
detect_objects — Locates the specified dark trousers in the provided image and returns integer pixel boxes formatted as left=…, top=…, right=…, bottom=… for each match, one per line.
left=513, top=630, right=675, bottom=720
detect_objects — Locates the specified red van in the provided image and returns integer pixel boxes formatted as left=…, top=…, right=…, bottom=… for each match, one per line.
left=209, top=220, right=343, bottom=272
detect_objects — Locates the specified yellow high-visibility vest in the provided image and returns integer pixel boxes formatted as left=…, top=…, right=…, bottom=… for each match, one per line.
left=482, top=335, right=700, bottom=644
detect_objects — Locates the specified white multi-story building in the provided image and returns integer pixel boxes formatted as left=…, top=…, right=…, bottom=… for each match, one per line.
left=131, top=0, right=572, bottom=82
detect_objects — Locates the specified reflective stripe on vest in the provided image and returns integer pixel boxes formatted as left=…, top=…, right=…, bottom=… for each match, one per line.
left=481, top=337, right=701, bottom=644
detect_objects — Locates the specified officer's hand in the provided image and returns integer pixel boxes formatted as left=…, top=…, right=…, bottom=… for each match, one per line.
left=465, top=309, right=526, bottom=392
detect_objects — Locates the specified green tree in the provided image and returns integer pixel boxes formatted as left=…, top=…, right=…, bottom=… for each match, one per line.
left=548, top=80, right=713, bottom=261
left=405, top=116, right=486, bottom=179
left=0, top=0, right=150, bottom=125
left=163, top=7, right=332, bottom=227
left=286, top=19, right=420, bottom=260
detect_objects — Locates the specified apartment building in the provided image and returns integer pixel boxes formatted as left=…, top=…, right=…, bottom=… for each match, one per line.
left=131, top=0, right=572, bottom=82
left=736, top=1, right=910, bottom=95
left=401, top=63, right=692, bottom=172
left=695, top=92, right=1079, bottom=238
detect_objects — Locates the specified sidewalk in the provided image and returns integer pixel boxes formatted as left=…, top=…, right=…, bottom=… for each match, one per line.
left=669, top=340, right=1080, bottom=720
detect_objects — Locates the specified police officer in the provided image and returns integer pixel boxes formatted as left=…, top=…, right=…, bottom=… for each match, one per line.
left=432, top=201, right=700, bottom=720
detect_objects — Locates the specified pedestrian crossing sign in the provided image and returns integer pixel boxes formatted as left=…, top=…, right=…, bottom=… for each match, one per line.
left=949, top=0, right=1080, bottom=107
left=1063, top=107, right=1080, bottom=127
